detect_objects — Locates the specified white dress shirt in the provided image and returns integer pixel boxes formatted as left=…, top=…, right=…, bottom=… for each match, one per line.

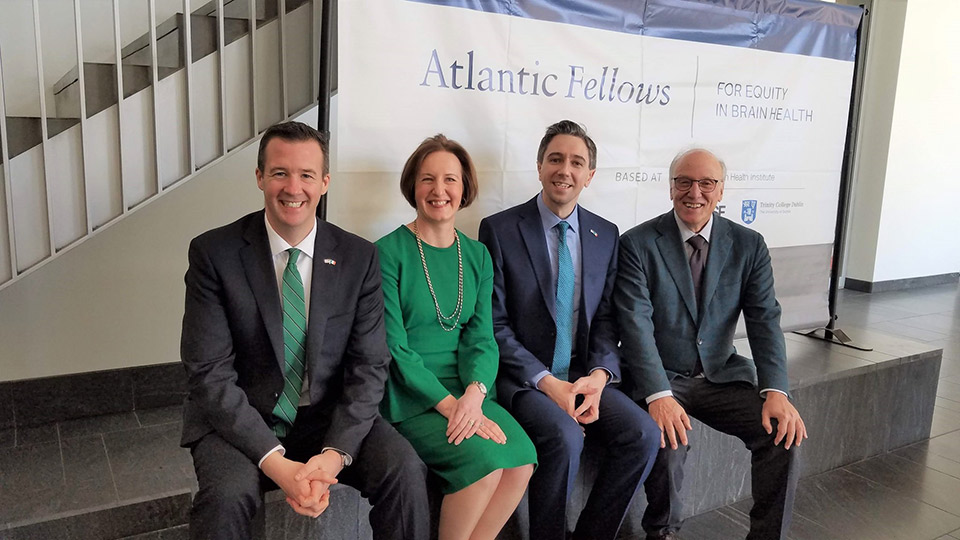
left=258, top=217, right=352, bottom=468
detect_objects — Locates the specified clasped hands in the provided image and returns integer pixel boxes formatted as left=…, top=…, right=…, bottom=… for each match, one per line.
left=261, top=448, right=343, bottom=518
left=435, top=384, right=507, bottom=445
left=539, top=369, right=609, bottom=425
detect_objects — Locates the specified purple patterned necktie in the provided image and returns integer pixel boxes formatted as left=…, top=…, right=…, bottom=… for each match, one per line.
left=687, top=235, right=708, bottom=308
left=688, top=235, right=707, bottom=377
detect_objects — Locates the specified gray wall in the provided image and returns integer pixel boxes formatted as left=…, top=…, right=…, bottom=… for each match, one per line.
left=0, top=137, right=265, bottom=382
left=843, top=0, right=960, bottom=283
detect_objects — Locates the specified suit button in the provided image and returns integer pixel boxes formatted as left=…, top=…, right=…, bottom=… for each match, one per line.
left=697, top=338, right=703, bottom=345
left=683, top=371, right=691, bottom=376
left=273, top=392, right=279, bottom=398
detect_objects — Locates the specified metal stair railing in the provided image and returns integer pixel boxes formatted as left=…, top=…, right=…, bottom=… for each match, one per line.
left=0, top=0, right=318, bottom=290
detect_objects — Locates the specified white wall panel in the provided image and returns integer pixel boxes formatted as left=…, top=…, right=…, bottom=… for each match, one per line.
left=193, top=52, right=222, bottom=167
left=0, top=0, right=42, bottom=117
left=284, top=3, right=313, bottom=113
left=872, top=0, right=960, bottom=282
left=157, top=69, right=190, bottom=187
left=79, top=0, right=119, bottom=65
left=86, top=105, right=123, bottom=228
left=225, top=34, right=253, bottom=150
left=0, top=165, right=11, bottom=282
left=844, top=0, right=960, bottom=283
left=255, top=19, right=282, bottom=129
left=9, top=146, right=49, bottom=271
left=842, top=0, right=905, bottom=283
left=120, top=87, right=157, bottom=208
left=46, top=124, right=86, bottom=249
left=38, top=0, right=80, bottom=117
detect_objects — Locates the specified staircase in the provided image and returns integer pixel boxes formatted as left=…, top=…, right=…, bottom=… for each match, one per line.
left=0, top=0, right=317, bottom=289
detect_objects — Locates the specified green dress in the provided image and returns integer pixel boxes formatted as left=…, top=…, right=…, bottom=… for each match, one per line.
left=376, top=225, right=536, bottom=493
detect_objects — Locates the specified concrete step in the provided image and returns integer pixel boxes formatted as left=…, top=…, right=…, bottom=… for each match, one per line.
left=1, top=491, right=192, bottom=540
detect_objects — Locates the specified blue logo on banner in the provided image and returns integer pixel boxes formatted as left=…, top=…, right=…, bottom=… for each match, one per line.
left=741, top=200, right=757, bottom=224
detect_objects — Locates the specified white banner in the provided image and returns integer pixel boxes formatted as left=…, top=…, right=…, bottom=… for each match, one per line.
left=333, top=0, right=855, bottom=253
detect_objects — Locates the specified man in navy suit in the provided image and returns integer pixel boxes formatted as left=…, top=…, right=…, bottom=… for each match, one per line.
left=479, top=120, right=660, bottom=540
left=614, top=148, right=807, bottom=540
left=180, top=122, right=428, bottom=540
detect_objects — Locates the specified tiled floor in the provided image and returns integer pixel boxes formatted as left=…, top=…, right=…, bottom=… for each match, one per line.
left=1, top=283, right=958, bottom=539
left=681, top=283, right=960, bottom=540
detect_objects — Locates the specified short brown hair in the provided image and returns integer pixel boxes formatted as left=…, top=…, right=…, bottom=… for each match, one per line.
left=399, top=135, right=479, bottom=209
left=537, top=120, right=597, bottom=170
left=257, top=121, right=330, bottom=175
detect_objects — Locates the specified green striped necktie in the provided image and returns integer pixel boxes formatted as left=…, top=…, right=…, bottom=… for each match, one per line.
left=272, top=248, right=307, bottom=438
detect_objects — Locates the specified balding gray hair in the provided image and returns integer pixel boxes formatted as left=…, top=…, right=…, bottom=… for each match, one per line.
left=668, top=148, right=727, bottom=181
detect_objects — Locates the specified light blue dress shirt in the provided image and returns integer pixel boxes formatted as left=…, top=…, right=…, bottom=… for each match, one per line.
left=530, top=193, right=583, bottom=388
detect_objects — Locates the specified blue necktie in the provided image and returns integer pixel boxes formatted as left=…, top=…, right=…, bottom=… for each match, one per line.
left=272, top=248, right=307, bottom=438
left=552, top=221, right=574, bottom=381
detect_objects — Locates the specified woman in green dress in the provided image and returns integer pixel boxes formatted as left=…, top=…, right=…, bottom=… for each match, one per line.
left=376, top=135, right=536, bottom=540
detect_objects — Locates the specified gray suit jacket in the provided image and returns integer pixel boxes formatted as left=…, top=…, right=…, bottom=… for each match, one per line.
left=180, top=211, right=391, bottom=463
left=614, top=211, right=788, bottom=401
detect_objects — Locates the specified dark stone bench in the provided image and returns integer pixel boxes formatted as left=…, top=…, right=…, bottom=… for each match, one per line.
left=250, top=327, right=942, bottom=540
left=0, top=327, right=940, bottom=539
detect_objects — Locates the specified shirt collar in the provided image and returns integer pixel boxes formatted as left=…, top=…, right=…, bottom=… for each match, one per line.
left=536, top=192, right=580, bottom=233
left=673, top=210, right=713, bottom=244
left=264, top=215, right=317, bottom=260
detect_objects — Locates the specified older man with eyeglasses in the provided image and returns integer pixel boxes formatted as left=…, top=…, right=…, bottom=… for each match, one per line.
left=613, top=148, right=806, bottom=540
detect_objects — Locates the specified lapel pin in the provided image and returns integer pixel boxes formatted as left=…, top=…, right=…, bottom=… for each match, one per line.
left=323, top=258, right=337, bottom=266
left=590, top=229, right=598, bottom=237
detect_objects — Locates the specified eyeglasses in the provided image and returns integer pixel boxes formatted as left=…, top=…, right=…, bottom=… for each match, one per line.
left=672, top=176, right=721, bottom=193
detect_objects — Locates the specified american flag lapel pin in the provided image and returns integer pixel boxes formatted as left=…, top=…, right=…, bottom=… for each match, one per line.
left=323, top=258, right=337, bottom=266
left=590, top=229, right=598, bottom=237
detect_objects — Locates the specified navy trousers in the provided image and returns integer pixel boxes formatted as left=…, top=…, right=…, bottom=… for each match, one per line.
left=511, top=386, right=660, bottom=540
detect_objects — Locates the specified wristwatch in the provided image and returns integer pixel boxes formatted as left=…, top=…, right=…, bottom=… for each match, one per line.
left=470, top=381, right=488, bottom=396
left=322, top=447, right=353, bottom=467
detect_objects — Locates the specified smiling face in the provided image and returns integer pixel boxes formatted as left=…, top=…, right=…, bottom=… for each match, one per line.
left=414, top=150, right=463, bottom=226
left=670, top=149, right=724, bottom=233
left=537, top=134, right=595, bottom=218
left=256, top=137, right=330, bottom=245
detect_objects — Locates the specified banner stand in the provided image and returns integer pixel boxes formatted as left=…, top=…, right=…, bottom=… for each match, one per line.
left=797, top=2, right=872, bottom=352
left=316, top=0, right=336, bottom=221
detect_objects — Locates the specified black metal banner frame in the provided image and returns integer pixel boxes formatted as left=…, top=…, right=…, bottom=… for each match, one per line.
left=798, top=1, right=873, bottom=351
left=316, top=0, right=334, bottom=220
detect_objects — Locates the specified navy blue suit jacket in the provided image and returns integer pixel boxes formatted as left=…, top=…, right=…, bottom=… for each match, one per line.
left=478, top=196, right=622, bottom=407
left=614, top=211, right=788, bottom=401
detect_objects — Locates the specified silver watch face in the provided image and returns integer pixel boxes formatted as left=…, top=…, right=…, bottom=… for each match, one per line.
left=474, top=381, right=487, bottom=395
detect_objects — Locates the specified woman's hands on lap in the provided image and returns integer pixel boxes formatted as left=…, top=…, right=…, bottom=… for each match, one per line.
left=435, top=384, right=505, bottom=445
left=475, top=416, right=507, bottom=444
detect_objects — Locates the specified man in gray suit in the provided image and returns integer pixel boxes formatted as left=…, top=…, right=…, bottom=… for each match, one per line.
left=614, top=148, right=806, bottom=540
left=180, top=121, right=428, bottom=540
